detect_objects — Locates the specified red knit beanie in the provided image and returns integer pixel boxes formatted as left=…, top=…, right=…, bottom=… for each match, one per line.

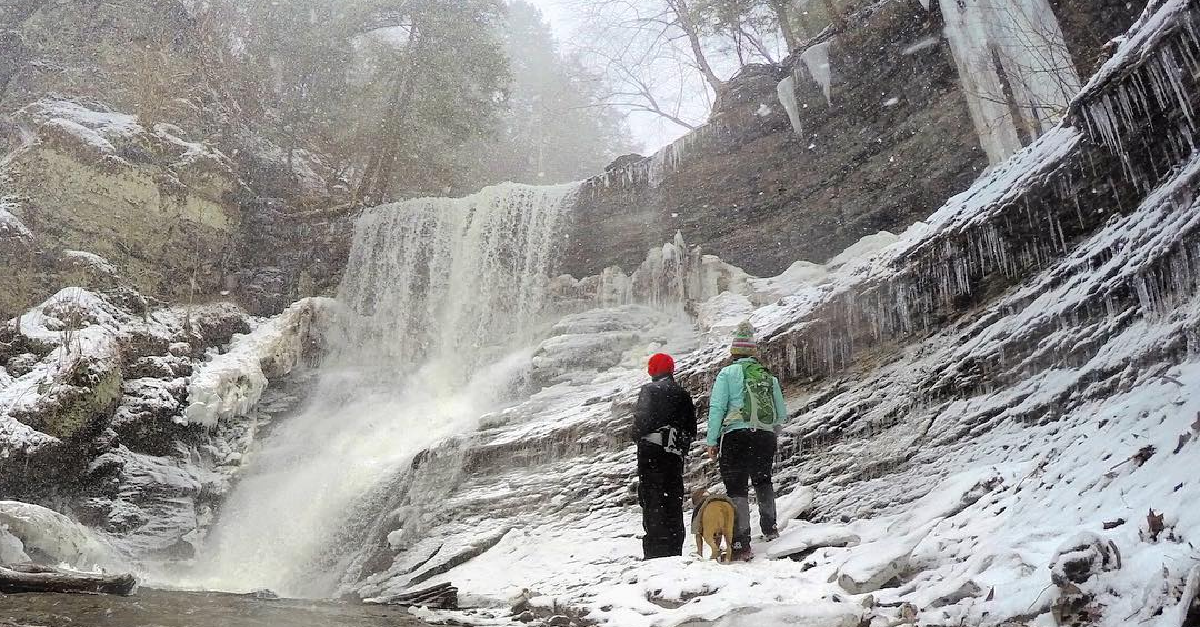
left=648, top=353, right=675, bottom=377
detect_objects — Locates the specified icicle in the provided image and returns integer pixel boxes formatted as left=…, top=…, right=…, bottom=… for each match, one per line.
left=800, top=41, right=834, bottom=105
left=776, top=74, right=803, bottom=134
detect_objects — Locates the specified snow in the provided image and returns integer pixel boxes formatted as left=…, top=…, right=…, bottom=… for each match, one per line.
left=713, top=605, right=861, bottom=627
left=15, top=99, right=233, bottom=170
left=747, top=232, right=898, bottom=303
left=61, top=250, right=120, bottom=277
left=0, top=289, right=125, bottom=446
left=184, top=297, right=328, bottom=428
left=765, top=523, right=858, bottom=560
left=18, top=100, right=141, bottom=157
left=0, top=525, right=29, bottom=564
left=0, top=199, right=31, bottom=239
left=902, top=35, right=941, bottom=55
left=1072, top=0, right=1199, bottom=187
left=0, top=501, right=124, bottom=570
left=1078, top=0, right=1192, bottom=96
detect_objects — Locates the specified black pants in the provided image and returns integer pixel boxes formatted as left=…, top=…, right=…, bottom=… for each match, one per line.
left=637, top=441, right=685, bottom=559
left=719, top=429, right=778, bottom=549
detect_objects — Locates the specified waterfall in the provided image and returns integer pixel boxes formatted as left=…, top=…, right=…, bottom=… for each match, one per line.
left=184, top=182, right=579, bottom=597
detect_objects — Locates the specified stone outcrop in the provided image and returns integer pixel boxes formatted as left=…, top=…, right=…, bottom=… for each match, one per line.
left=0, top=101, right=244, bottom=317
left=557, top=0, right=1143, bottom=279
left=0, top=274, right=326, bottom=561
left=0, top=98, right=356, bottom=318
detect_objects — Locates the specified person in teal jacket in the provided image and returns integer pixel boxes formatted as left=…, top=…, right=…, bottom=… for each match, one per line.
left=705, top=321, right=787, bottom=560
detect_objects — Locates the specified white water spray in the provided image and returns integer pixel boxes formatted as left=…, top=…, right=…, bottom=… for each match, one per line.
left=184, top=182, right=579, bottom=597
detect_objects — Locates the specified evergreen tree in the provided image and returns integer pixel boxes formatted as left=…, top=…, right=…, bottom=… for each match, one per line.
left=474, top=1, right=636, bottom=185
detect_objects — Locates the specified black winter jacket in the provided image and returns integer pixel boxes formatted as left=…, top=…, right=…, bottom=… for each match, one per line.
left=630, top=375, right=697, bottom=449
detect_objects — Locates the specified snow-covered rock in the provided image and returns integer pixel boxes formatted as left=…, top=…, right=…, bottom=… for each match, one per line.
left=185, top=297, right=331, bottom=428
left=0, top=282, right=327, bottom=572
left=0, top=501, right=123, bottom=569
left=0, top=99, right=244, bottom=315
left=766, top=523, right=859, bottom=560
left=531, top=306, right=695, bottom=386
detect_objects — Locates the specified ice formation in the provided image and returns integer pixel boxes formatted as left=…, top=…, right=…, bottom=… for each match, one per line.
left=592, top=126, right=718, bottom=190
left=578, top=232, right=753, bottom=309
left=775, top=74, right=803, bottom=134
left=924, top=0, right=1082, bottom=163
left=800, top=41, right=833, bottom=104
left=0, top=501, right=123, bottom=570
left=184, top=297, right=330, bottom=428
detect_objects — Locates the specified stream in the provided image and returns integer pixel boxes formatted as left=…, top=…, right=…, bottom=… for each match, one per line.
left=0, top=589, right=436, bottom=627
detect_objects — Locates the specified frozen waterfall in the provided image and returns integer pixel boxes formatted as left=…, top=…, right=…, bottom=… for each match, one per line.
left=925, top=0, right=1082, bottom=164
left=182, top=183, right=580, bottom=597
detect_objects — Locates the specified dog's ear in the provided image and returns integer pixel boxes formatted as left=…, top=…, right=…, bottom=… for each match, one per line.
left=690, top=488, right=708, bottom=506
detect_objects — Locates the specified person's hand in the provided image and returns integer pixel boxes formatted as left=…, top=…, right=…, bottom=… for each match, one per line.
left=707, top=446, right=719, bottom=461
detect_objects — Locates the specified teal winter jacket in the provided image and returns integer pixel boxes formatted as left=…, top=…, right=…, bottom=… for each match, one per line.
left=706, top=357, right=787, bottom=446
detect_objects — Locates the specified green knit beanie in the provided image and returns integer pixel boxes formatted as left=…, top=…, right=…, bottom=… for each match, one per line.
left=731, top=321, right=757, bottom=356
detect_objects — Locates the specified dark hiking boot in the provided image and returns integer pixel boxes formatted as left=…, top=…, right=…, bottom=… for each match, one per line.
left=763, top=529, right=780, bottom=542
left=730, top=547, right=754, bottom=562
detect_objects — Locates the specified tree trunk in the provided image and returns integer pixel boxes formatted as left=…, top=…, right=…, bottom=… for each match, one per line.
left=768, top=0, right=800, bottom=53
left=667, top=0, right=724, bottom=93
left=0, top=564, right=138, bottom=596
left=380, top=582, right=458, bottom=609
left=355, top=17, right=425, bottom=205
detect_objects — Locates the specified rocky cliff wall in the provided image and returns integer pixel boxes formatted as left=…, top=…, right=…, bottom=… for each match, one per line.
left=558, top=0, right=1142, bottom=279
left=0, top=102, right=245, bottom=318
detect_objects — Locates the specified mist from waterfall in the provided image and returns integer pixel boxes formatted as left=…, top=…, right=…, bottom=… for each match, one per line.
left=183, top=183, right=580, bottom=597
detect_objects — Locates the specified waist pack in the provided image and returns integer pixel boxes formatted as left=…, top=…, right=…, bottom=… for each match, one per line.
left=642, top=426, right=686, bottom=456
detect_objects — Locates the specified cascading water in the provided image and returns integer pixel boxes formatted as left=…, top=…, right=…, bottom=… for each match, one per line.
left=183, top=182, right=579, bottom=597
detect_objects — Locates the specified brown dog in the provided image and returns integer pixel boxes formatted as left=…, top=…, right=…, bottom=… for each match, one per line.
left=691, top=489, right=736, bottom=563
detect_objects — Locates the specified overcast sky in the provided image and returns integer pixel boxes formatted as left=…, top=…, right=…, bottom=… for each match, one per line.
left=520, top=0, right=690, bottom=154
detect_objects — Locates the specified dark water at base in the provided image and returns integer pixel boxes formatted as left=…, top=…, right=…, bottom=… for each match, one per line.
left=0, top=589, right=435, bottom=627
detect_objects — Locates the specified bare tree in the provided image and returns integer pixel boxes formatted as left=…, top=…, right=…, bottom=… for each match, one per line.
left=664, top=0, right=724, bottom=92
left=568, top=0, right=728, bottom=130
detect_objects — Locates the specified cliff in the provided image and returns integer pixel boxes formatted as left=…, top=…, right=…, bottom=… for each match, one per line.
left=558, top=0, right=1143, bottom=279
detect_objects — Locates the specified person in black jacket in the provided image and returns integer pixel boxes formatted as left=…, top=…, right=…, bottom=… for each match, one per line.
left=630, top=353, right=697, bottom=559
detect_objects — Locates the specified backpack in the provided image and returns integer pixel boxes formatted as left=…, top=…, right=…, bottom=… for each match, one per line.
left=740, top=360, right=778, bottom=430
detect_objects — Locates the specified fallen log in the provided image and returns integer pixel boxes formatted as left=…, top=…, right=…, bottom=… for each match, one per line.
left=383, top=582, right=458, bottom=609
left=0, top=563, right=137, bottom=595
